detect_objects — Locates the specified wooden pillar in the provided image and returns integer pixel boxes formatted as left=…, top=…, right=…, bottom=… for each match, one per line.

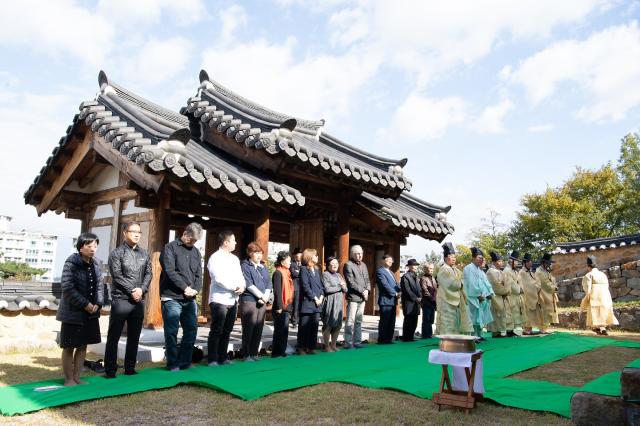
left=337, top=204, right=350, bottom=316
left=255, top=206, right=270, bottom=259
left=144, top=190, right=170, bottom=329
left=201, top=230, right=218, bottom=319
left=109, top=198, right=122, bottom=253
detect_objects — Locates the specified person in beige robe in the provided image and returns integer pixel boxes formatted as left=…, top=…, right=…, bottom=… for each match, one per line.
left=435, top=242, right=473, bottom=335
left=581, top=255, right=618, bottom=335
left=536, top=253, right=559, bottom=331
left=486, top=251, right=514, bottom=337
left=504, top=250, right=526, bottom=333
left=520, top=253, right=544, bottom=335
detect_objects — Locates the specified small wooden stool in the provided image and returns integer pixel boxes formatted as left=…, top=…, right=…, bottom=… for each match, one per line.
left=431, top=351, right=483, bottom=414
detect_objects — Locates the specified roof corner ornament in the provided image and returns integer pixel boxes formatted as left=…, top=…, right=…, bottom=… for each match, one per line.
left=98, top=70, right=116, bottom=96
left=158, top=128, right=190, bottom=156
left=199, top=69, right=214, bottom=91
left=435, top=212, right=447, bottom=222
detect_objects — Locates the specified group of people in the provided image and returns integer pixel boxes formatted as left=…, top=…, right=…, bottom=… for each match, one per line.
left=434, top=242, right=618, bottom=339
left=55, top=222, right=618, bottom=385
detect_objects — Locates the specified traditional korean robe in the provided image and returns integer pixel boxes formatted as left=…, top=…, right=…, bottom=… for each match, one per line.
left=435, top=263, right=473, bottom=335
left=536, top=267, right=559, bottom=325
left=580, top=268, right=619, bottom=328
left=504, top=265, right=526, bottom=329
left=463, top=263, right=494, bottom=327
left=486, top=265, right=513, bottom=333
left=520, top=267, right=543, bottom=329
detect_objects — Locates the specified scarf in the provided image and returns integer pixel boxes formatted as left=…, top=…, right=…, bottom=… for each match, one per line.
left=277, top=266, right=294, bottom=309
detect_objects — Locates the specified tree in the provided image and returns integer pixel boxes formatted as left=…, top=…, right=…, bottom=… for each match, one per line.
left=0, top=261, right=47, bottom=281
left=617, top=132, right=640, bottom=231
left=469, top=209, right=511, bottom=259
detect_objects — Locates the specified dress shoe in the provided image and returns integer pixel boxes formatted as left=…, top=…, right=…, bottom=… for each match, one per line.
left=124, top=370, right=138, bottom=376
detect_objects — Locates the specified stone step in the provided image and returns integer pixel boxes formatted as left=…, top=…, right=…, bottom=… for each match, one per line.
left=621, top=367, right=640, bottom=401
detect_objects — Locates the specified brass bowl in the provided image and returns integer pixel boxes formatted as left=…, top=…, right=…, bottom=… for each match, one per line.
left=436, top=334, right=477, bottom=353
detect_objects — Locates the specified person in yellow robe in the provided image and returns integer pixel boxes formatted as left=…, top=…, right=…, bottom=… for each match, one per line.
left=504, top=250, right=526, bottom=334
left=581, top=255, right=619, bottom=335
left=520, top=253, right=544, bottom=335
left=486, top=252, right=514, bottom=338
left=535, top=253, right=559, bottom=332
left=435, top=242, right=473, bottom=335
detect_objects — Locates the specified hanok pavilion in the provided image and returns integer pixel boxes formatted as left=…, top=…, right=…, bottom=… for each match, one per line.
left=24, top=70, right=454, bottom=326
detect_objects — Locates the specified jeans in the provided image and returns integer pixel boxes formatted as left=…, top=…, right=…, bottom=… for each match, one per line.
left=240, top=300, right=266, bottom=357
left=421, top=305, right=435, bottom=338
left=161, top=299, right=198, bottom=369
left=272, top=310, right=290, bottom=357
left=344, top=301, right=365, bottom=346
left=207, top=302, right=237, bottom=363
left=378, top=305, right=396, bottom=343
left=105, top=298, right=145, bottom=375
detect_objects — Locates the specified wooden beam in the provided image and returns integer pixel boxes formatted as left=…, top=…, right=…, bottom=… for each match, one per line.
left=89, top=185, right=138, bottom=206
left=351, top=230, right=405, bottom=245
left=88, top=211, right=152, bottom=228
left=255, top=206, right=270, bottom=259
left=352, top=203, right=390, bottom=232
left=92, top=133, right=164, bottom=193
left=202, top=129, right=281, bottom=173
left=79, top=160, right=108, bottom=188
left=36, top=131, right=93, bottom=215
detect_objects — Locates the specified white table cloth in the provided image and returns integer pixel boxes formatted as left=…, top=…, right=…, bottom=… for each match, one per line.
left=428, top=349, right=484, bottom=393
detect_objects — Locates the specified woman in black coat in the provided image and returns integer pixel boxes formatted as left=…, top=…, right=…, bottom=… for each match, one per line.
left=296, top=248, right=324, bottom=355
left=56, top=233, right=104, bottom=386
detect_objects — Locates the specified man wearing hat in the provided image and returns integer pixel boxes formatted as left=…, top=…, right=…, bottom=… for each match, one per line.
left=400, top=259, right=421, bottom=341
left=486, top=252, right=514, bottom=338
left=435, top=242, right=473, bottom=335
left=463, top=247, right=495, bottom=339
left=520, top=253, right=544, bottom=334
left=581, top=256, right=619, bottom=335
left=505, top=251, right=526, bottom=334
left=535, top=253, right=559, bottom=332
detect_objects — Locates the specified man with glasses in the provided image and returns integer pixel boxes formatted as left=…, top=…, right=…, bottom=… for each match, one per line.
left=105, top=221, right=152, bottom=378
left=160, top=223, right=203, bottom=371
left=343, top=245, right=371, bottom=349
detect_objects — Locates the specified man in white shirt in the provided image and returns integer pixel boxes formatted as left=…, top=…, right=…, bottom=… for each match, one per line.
left=206, top=230, right=245, bottom=366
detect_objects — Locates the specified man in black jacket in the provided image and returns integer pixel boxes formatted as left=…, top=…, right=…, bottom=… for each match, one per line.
left=160, top=222, right=203, bottom=371
left=289, top=248, right=302, bottom=327
left=400, top=259, right=421, bottom=341
left=105, top=221, right=152, bottom=378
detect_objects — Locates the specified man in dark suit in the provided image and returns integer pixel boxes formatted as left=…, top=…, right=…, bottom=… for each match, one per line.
left=400, top=259, right=421, bottom=342
left=376, top=254, right=400, bottom=344
left=289, top=248, right=302, bottom=327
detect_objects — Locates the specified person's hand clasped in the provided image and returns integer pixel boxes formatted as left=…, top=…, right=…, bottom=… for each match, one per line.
left=131, top=288, right=143, bottom=302
left=84, top=303, right=97, bottom=313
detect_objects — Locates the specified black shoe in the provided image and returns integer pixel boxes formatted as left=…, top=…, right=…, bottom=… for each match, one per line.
left=124, top=370, right=138, bottom=376
left=104, top=372, right=116, bottom=379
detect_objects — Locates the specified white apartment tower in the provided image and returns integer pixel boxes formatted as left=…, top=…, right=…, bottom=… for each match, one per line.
left=0, top=215, right=57, bottom=281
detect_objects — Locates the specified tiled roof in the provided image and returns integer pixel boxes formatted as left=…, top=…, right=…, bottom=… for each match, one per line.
left=0, top=282, right=61, bottom=312
left=554, top=233, right=640, bottom=254
left=357, top=192, right=453, bottom=240
left=185, top=70, right=411, bottom=195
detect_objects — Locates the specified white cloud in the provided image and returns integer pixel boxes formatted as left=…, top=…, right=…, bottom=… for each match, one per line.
left=119, top=37, right=194, bottom=86
left=327, top=0, right=607, bottom=87
left=97, top=0, right=207, bottom=26
left=379, top=93, right=467, bottom=143
left=508, top=21, right=640, bottom=122
left=219, top=4, right=248, bottom=44
left=528, top=124, right=554, bottom=133
left=473, top=99, right=513, bottom=134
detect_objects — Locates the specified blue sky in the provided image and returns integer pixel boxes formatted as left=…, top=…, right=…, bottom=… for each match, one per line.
left=1, top=0, right=639, bottom=259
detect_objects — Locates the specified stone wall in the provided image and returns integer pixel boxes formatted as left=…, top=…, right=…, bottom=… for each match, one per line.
left=557, top=259, right=640, bottom=306
left=554, top=244, right=640, bottom=281
left=558, top=306, right=640, bottom=332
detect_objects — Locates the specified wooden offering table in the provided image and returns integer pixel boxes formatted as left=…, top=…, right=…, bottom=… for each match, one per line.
left=428, top=349, right=484, bottom=414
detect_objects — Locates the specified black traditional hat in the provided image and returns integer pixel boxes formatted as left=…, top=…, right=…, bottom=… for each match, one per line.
left=490, top=251, right=502, bottom=262
left=406, top=258, right=419, bottom=266
left=509, top=250, right=520, bottom=261
left=471, top=247, right=484, bottom=258
left=540, top=252, right=554, bottom=263
left=586, top=255, right=597, bottom=266
left=442, top=242, right=455, bottom=257
left=292, top=247, right=302, bottom=255
left=523, top=253, right=533, bottom=262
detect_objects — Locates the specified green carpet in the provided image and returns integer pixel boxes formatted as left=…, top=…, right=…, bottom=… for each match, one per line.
left=0, top=332, right=638, bottom=417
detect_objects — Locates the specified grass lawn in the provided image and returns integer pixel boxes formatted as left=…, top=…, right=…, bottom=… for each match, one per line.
left=1, top=329, right=638, bottom=425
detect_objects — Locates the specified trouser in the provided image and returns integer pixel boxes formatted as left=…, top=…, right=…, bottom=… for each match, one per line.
left=105, top=298, right=145, bottom=375
left=272, top=310, right=290, bottom=357
left=344, top=301, right=365, bottom=345
left=421, top=305, right=435, bottom=338
left=402, top=312, right=418, bottom=341
left=207, top=302, right=238, bottom=363
left=298, top=312, right=320, bottom=350
left=161, top=299, right=198, bottom=370
left=290, top=281, right=300, bottom=325
left=240, top=300, right=266, bottom=357
left=378, top=305, right=396, bottom=343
